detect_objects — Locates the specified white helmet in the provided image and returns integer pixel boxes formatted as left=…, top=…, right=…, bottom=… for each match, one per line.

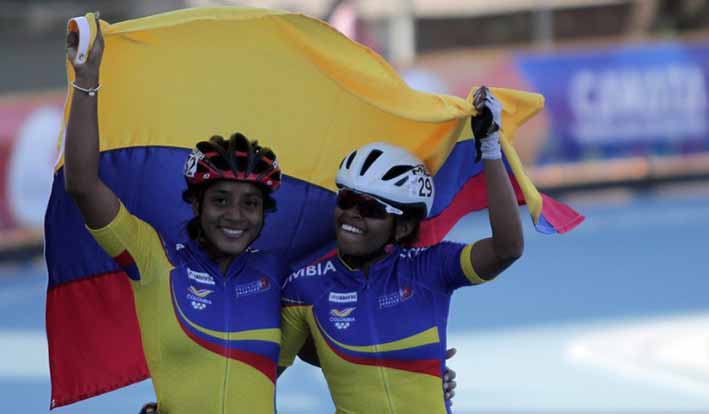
left=336, top=142, right=435, bottom=218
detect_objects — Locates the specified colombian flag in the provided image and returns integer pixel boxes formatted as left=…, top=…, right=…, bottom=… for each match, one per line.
left=45, top=7, right=583, bottom=408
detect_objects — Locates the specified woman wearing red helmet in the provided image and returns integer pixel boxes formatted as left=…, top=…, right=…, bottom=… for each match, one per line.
left=65, top=21, right=284, bottom=414
left=181, top=133, right=281, bottom=262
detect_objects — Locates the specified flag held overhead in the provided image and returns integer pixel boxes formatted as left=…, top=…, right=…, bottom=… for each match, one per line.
left=46, top=7, right=582, bottom=408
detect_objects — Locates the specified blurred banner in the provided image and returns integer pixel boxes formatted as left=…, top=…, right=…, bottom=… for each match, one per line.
left=408, top=40, right=709, bottom=167
left=0, top=93, right=63, bottom=248
left=516, top=41, right=709, bottom=164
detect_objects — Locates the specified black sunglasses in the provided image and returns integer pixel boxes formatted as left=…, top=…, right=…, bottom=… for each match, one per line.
left=336, top=189, right=403, bottom=219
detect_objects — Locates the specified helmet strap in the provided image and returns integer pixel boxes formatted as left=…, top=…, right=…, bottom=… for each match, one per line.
left=389, top=215, right=400, bottom=244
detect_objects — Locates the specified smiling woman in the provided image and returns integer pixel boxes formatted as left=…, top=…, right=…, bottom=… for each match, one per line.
left=197, top=180, right=265, bottom=258
left=62, top=18, right=288, bottom=414
left=332, top=144, right=431, bottom=266
left=181, top=134, right=280, bottom=271
left=278, top=87, right=526, bottom=414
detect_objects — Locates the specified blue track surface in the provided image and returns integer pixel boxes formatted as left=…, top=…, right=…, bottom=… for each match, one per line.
left=1, top=190, right=708, bottom=413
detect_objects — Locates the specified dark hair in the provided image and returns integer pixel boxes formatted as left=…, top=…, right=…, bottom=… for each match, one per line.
left=182, top=181, right=276, bottom=210
left=393, top=205, right=425, bottom=246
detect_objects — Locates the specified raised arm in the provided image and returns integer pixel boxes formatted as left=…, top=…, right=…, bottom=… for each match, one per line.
left=64, top=17, right=119, bottom=229
left=467, top=87, right=524, bottom=280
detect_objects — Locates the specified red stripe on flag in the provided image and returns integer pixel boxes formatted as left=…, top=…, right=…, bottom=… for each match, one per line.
left=114, top=250, right=135, bottom=267
left=540, top=193, right=585, bottom=234
left=46, top=271, right=148, bottom=409
left=416, top=173, right=526, bottom=246
left=313, top=249, right=337, bottom=264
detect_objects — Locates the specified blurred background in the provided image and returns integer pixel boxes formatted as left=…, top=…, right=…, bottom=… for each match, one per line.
left=1, top=0, right=708, bottom=413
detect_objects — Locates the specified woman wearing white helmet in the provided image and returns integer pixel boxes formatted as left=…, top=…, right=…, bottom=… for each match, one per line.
left=333, top=140, right=436, bottom=258
left=278, top=86, right=523, bottom=414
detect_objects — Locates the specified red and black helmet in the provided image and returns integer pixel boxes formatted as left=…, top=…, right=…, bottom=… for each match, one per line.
left=183, top=132, right=281, bottom=192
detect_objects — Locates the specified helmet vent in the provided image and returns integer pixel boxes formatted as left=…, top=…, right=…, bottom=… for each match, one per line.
left=393, top=176, right=408, bottom=187
left=345, top=151, right=357, bottom=169
left=185, top=133, right=282, bottom=192
left=359, top=150, right=383, bottom=176
left=231, top=133, right=251, bottom=173
left=382, top=165, right=413, bottom=180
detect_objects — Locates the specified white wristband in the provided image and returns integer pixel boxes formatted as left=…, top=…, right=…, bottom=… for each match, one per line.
left=480, top=132, right=502, bottom=160
left=68, top=16, right=91, bottom=65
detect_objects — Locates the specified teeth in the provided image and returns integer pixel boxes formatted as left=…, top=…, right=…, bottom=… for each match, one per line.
left=222, top=228, right=244, bottom=237
left=341, top=224, right=364, bottom=234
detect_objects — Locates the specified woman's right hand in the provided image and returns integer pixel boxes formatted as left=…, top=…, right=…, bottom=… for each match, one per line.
left=66, top=12, right=105, bottom=85
left=63, top=10, right=120, bottom=230
left=139, top=402, right=159, bottom=414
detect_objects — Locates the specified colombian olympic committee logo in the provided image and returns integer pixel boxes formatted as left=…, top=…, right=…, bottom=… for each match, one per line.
left=329, top=307, right=356, bottom=330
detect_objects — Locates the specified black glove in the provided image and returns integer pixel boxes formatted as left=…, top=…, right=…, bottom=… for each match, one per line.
left=139, top=402, right=158, bottom=414
left=470, top=86, right=502, bottom=162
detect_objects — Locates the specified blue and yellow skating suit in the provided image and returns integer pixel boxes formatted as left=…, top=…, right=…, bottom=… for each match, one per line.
left=279, top=242, right=490, bottom=414
left=88, top=202, right=284, bottom=414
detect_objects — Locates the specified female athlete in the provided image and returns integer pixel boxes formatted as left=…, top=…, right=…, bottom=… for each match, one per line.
left=278, top=86, right=522, bottom=414
left=65, top=20, right=284, bottom=414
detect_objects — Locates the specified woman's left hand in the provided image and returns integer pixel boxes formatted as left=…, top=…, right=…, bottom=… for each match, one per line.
left=139, top=402, right=158, bottom=414
left=471, top=86, right=503, bottom=162
left=443, top=347, right=457, bottom=402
